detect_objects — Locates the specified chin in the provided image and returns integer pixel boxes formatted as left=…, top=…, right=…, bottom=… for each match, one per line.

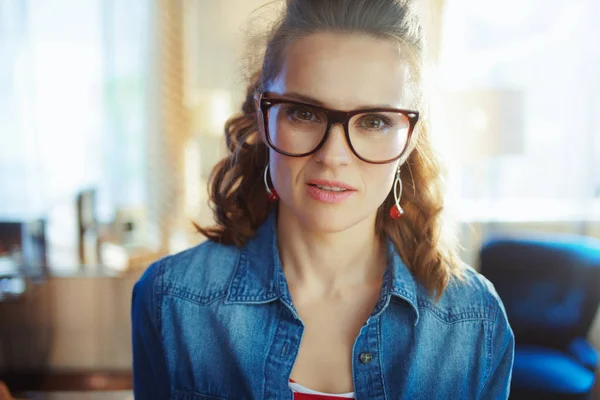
left=298, top=205, right=369, bottom=234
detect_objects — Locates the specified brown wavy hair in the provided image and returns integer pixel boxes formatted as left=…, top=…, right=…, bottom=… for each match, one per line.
left=196, top=0, right=465, bottom=301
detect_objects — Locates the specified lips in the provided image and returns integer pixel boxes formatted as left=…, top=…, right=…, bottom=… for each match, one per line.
left=306, top=184, right=355, bottom=204
left=306, top=179, right=357, bottom=192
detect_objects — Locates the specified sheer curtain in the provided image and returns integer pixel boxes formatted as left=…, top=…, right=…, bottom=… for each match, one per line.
left=0, top=0, right=151, bottom=271
left=436, top=0, right=600, bottom=224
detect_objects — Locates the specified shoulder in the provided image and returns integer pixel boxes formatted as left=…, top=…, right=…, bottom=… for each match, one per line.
left=133, top=239, right=242, bottom=306
left=415, top=263, right=510, bottom=325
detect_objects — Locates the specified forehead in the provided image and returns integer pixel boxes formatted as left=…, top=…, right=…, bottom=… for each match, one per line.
left=269, top=31, right=412, bottom=110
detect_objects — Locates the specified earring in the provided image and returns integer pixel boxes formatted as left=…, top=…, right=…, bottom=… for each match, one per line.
left=390, top=168, right=404, bottom=220
left=264, top=164, right=279, bottom=202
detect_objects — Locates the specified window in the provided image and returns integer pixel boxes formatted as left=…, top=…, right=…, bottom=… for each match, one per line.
left=0, top=0, right=151, bottom=271
left=437, top=0, right=600, bottom=222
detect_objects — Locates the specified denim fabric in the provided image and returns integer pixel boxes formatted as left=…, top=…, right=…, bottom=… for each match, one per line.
left=131, top=211, right=514, bottom=399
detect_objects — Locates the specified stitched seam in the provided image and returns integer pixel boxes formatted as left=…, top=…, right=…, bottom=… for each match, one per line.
left=164, top=290, right=227, bottom=307
left=156, top=257, right=171, bottom=394
left=161, top=285, right=228, bottom=306
left=171, top=389, right=227, bottom=400
left=417, top=297, right=493, bottom=314
left=377, top=317, right=388, bottom=400
left=419, top=306, right=493, bottom=324
left=418, top=302, right=494, bottom=324
left=228, top=295, right=277, bottom=302
left=162, top=284, right=276, bottom=306
left=478, top=306, right=498, bottom=397
left=263, top=303, right=285, bottom=400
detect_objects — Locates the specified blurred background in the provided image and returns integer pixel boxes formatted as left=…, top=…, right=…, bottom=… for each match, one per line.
left=0, top=0, right=598, bottom=399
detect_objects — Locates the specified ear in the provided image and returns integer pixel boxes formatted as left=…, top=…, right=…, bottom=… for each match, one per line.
left=254, top=92, right=267, bottom=145
left=253, top=92, right=260, bottom=112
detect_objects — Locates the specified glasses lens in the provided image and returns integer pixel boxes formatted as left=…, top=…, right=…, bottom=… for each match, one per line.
left=349, top=111, right=410, bottom=162
left=267, top=102, right=327, bottom=155
left=266, top=101, right=413, bottom=162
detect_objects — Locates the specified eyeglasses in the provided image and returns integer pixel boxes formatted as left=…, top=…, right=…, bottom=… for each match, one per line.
left=259, top=93, right=419, bottom=164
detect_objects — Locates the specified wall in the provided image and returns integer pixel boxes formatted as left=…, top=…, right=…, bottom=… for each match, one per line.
left=0, top=272, right=140, bottom=371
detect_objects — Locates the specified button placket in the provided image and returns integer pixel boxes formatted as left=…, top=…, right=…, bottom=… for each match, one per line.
left=359, top=352, right=373, bottom=364
left=263, top=303, right=304, bottom=400
left=352, top=318, right=386, bottom=400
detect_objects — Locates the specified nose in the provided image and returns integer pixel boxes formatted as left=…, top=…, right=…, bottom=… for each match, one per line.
left=315, top=123, right=352, bottom=166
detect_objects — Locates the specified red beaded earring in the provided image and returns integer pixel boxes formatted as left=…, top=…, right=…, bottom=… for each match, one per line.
left=264, top=165, right=279, bottom=202
left=390, top=167, right=404, bottom=220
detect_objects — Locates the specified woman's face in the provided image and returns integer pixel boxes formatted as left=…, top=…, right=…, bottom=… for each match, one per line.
left=259, top=32, right=413, bottom=233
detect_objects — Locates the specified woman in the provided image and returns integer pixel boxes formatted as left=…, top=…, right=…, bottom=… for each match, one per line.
left=131, top=0, right=514, bottom=399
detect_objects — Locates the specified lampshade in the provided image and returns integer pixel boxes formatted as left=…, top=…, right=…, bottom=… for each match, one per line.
left=439, top=89, right=525, bottom=160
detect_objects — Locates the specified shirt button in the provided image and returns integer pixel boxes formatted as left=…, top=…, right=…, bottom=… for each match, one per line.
left=359, top=352, right=373, bottom=364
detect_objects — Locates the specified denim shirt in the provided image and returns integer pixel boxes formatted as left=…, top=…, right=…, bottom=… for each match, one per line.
left=131, top=212, right=514, bottom=399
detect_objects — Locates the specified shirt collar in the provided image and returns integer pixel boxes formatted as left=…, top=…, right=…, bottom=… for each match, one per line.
left=226, top=210, right=420, bottom=325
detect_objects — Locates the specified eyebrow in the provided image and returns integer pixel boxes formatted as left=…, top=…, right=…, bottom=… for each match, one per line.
left=280, top=91, right=400, bottom=110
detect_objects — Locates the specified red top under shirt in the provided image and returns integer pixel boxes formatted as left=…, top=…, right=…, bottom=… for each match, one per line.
left=289, top=379, right=355, bottom=400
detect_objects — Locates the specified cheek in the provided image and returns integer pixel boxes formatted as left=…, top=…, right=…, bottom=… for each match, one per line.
left=365, top=165, right=397, bottom=202
left=269, top=152, right=303, bottom=195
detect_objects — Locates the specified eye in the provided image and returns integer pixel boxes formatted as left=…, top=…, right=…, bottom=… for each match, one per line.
left=290, top=107, right=316, bottom=121
left=363, top=116, right=384, bottom=128
left=359, top=114, right=392, bottom=130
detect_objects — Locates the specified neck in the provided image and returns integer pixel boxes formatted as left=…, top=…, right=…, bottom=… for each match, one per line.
left=275, top=205, right=387, bottom=296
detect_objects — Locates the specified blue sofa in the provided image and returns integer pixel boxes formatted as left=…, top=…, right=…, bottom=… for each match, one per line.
left=479, top=233, right=600, bottom=399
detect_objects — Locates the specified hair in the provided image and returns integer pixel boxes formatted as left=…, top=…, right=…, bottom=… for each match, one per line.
left=195, top=0, right=465, bottom=301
